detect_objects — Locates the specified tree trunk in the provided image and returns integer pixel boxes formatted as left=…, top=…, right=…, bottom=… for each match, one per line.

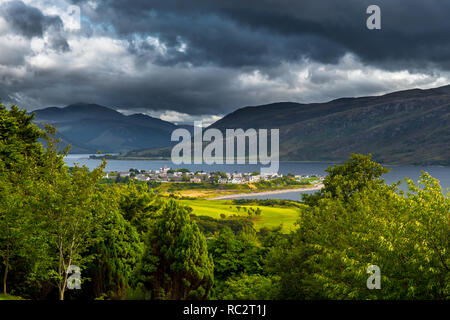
left=58, top=269, right=67, bottom=300
left=59, top=288, right=65, bottom=301
left=3, top=241, right=9, bottom=295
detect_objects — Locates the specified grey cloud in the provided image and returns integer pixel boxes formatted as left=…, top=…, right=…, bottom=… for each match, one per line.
left=0, top=1, right=70, bottom=54
left=73, top=0, right=450, bottom=71
left=46, top=25, right=70, bottom=52
left=0, top=1, right=63, bottom=38
left=10, top=65, right=243, bottom=115
left=2, top=0, right=450, bottom=118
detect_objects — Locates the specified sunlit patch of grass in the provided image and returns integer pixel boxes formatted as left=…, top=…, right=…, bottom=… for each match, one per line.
left=180, top=199, right=302, bottom=233
left=0, top=294, right=23, bottom=300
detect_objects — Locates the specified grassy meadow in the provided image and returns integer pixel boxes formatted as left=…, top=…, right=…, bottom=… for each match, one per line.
left=180, top=199, right=303, bottom=233
left=0, top=294, right=22, bottom=300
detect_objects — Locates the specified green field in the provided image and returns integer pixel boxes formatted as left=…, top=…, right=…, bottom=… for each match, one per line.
left=0, top=294, right=22, bottom=300
left=180, top=199, right=303, bottom=233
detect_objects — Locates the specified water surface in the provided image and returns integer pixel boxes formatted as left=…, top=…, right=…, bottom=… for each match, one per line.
left=64, top=154, right=450, bottom=200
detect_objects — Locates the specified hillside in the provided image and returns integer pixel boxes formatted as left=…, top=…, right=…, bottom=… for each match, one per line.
left=210, top=86, right=450, bottom=165
left=31, top=103, right=193, bottom=153
left=125, top=85, right=450, bottom=165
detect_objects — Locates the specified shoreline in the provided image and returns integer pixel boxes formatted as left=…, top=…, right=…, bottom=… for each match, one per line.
left=207, top=183, right=324, bottom=200
left=70, top=155, right=450, bottom=168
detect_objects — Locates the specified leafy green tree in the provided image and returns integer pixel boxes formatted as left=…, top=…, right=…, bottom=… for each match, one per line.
left=0, top=104, right=45, bottom=295
left=268, top=169, right=449, bottom=299
left=208, top=227, right=263, bottom=282
left=302, top=153, right=390, bottom=205
left=0, top=104, right=44, bottom=170
left=85, top=187, right=144, bottom=299
left=138, top=200, right=213, bottom=299
left=216, top=274, right=280, bottom=300
left=258, top=225, right=285, bottom=248
left=0, top=175, right=28, bottom=295
left=31, top=127, right=106, bottom=300
left=117, top=183, right=162, bottom=234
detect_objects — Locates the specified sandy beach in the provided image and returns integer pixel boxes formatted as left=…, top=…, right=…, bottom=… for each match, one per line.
left=207, top=183, right=324, bottom=200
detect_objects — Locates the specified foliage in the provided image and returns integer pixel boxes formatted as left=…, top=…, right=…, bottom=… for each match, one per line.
left=232, top=199, right=303, bottom=208
left=85, top=187, right=144, bottom=300
left=302, top=153, right=390, bottom=205
left=189, top=214, right=254, bottom=236
left=31, top=127, right=107, bottom=300
left=208, top=227, right=264, bottom=282
left=1, top=105, right=448, bottom=301
left=268, top=157, right=449, bottom=300
left=0, top=104, right=46, bottom=296
left=215, top=274, right=280, bottom=300
left=117, top=183, right=161, bottom=234
left=138, top=200, right=214, bottom=299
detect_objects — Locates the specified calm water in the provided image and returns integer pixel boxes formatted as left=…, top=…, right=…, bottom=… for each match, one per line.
left=65, top=154, right=450, bottom=201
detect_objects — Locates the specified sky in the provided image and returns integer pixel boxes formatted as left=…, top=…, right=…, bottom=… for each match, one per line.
left=1, top=0, right=450, bottom=125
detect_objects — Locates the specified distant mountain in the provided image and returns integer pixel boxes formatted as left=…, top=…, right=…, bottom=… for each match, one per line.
left=125, top=85, right=450, bottom=165
left=31, top=103, right=193, bottom=153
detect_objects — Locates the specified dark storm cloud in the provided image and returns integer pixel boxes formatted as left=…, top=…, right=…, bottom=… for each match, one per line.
left=73, top=0, right=450, bottom=70
left=11, top=63, right=245, bottom=115
left=2, top=0, right=450, bottom=117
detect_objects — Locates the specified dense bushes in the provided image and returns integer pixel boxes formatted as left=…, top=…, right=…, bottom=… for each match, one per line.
left=189, top=214, right=254, bottom=236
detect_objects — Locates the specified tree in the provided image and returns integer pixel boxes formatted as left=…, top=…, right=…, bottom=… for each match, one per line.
left=302, top=153, right=390, bottom=205
left=32, top=127, right=107, bottom=300
left=0, top=104, right=45, bottom=295
left=0, top=104, right=44, bottom=170
left=258, top=225, right=285, bottom=248
left=209, top=227, right=263, bottom=282
left=138, top=200, right=213, bottom=299
left=216, top=274, right=280, bottom=300
left=0, top=175, right=27, bottom=295
left=117, top=182, right=162, bottom=235
left=86, top=186, right=144, bottom=299
left=268, top=169, right=449, bottom=299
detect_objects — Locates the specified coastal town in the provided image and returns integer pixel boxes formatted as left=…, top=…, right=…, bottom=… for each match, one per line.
left=103, top=166, right=325, bottom=184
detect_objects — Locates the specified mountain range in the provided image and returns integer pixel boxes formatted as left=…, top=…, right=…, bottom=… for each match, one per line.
left=207, top=86, right=450, bottom=165
left=31, top=85, right=450, bottom=165
left=31, top=103, right=193, bottom=153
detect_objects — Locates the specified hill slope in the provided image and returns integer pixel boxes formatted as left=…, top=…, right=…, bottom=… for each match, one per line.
left=127, top=85, right=450, bottom=165
left=210, top=86, right=450, bottom=165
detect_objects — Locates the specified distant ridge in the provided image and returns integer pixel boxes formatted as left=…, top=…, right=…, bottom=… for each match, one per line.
left=31, top=103, right=193, bottom=153
left=125, top=85, right=450, bottom=165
